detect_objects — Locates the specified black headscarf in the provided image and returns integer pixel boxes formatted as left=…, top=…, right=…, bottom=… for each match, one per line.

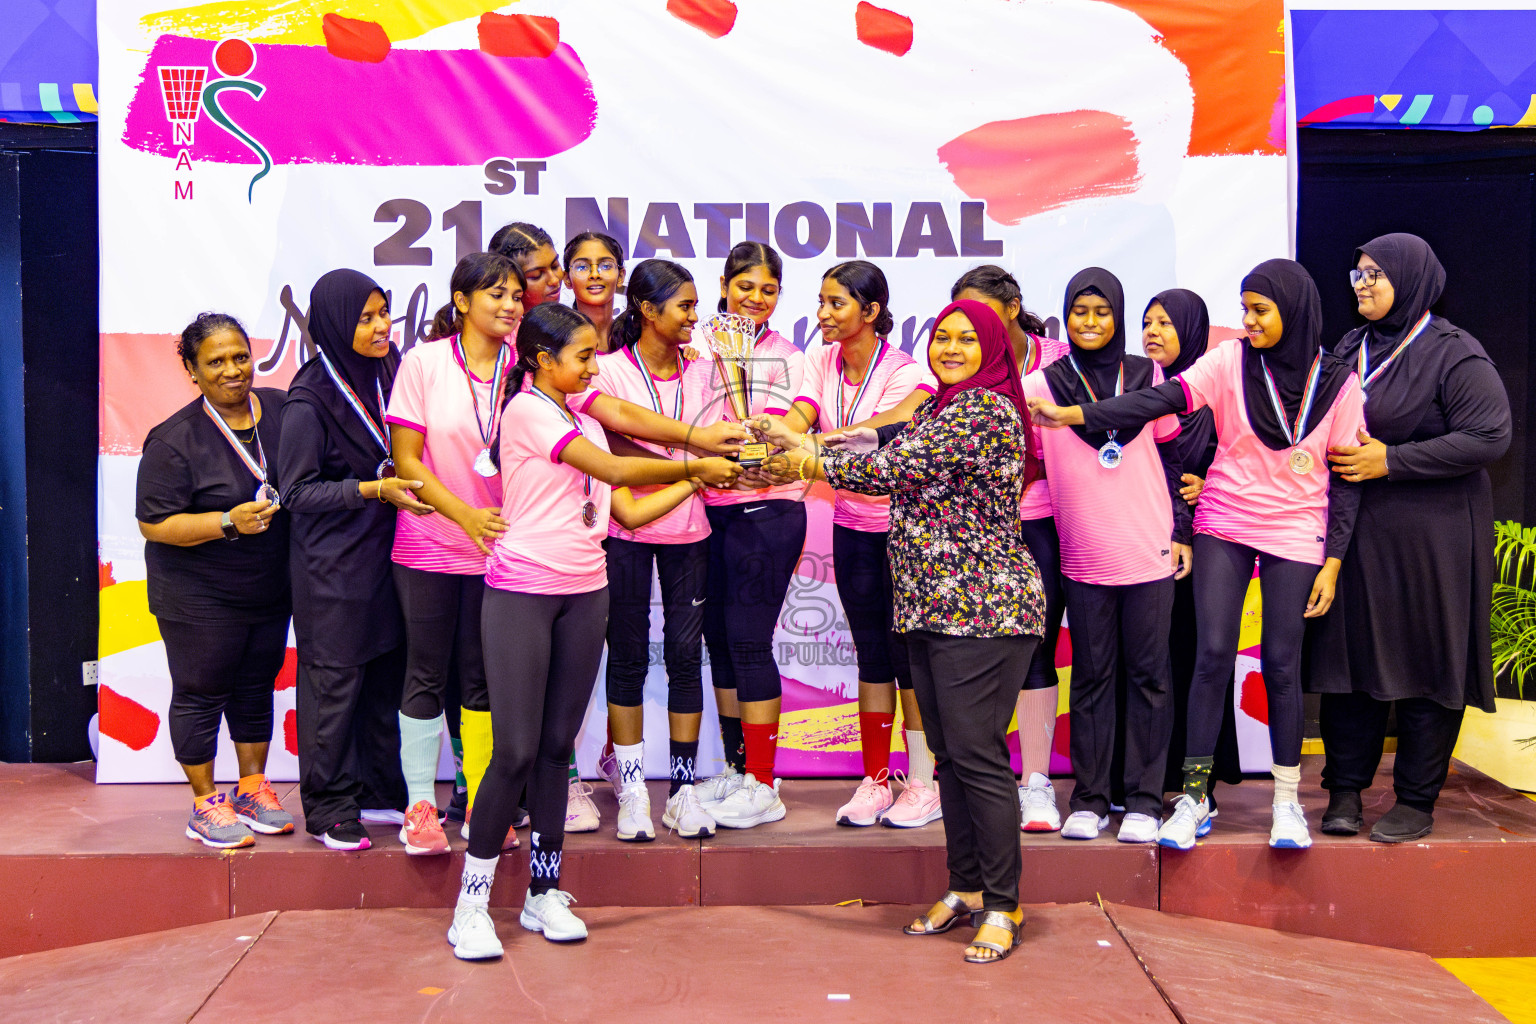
left=286, top=269, right=400, bottom=474
left=1238, top=259, right=1353, bottom=451
left=1045, top=267, right=1156, bottom=446
left=1149, top=289, right=1217, bottom=476
left=1331, top=233, right=1493, bottom=443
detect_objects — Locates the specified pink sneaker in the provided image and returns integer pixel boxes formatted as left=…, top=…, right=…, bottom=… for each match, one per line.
left=881, top=772, right=942, bottom=828
left=399, top=800, right=449, bottom=855
left=835, top=770, right=894, bottom=827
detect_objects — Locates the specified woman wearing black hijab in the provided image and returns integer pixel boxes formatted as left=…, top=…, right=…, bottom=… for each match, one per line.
left=279, top=269, right=427, bottom=850
left=1314, top=233, right=1511, bottom=843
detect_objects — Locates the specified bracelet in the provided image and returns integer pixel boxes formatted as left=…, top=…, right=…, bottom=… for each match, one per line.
left=376, top=481, right=387, bottom=503
left=797, top=452, right=813, bottom=482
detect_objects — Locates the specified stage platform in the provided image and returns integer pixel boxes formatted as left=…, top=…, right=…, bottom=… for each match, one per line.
left=2, top=755, right=1533, bottom=960
left=0, top=902, right=1507, bottom=1024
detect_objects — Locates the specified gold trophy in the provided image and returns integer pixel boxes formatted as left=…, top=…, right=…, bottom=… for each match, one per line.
left=699, top=311, right=769, bottom=467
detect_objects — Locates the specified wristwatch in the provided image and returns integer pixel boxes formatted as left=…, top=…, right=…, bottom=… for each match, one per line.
left=221, top=511, right=239, bottom=541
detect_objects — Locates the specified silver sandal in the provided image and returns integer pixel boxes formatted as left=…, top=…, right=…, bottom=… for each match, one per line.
left=904, top=892, right=980, bottom=935
left=963, top=910, right=1022, bottom=963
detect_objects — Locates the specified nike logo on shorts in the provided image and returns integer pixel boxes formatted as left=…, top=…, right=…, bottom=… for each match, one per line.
left=744, top=505, right=766, bottom=513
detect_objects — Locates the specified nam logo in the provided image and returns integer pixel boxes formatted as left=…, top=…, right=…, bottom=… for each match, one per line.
left=156, top=38, right=273, bottom=203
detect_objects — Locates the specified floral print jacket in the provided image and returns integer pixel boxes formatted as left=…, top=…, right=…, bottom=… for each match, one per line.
left=821, top=388, right=1044, bottom=638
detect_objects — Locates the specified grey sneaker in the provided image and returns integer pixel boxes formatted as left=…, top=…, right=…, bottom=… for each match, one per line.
left=229, top=777, right=295, bottom=835
left=186, top=793, right=255, bottom=849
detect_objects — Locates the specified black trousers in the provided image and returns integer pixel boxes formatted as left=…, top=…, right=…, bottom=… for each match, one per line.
left=832, top=524, right=909, bottom=688
left=394, top=564, right=489, bottom=720
left=160, top=616, right=288, bottom=766
left=297, top=646, right=409, bottom=833
left=1063, top=576, right=1174, bottom=818
left=1018, top=517, right=1065, bottom=691
left=605, top=537, right=707, bottom=713
left=1187, top=535, right=1313, bottom=767
left=471, top=585, right=609, bottom=863
left=1320, top=692, right=1465, bottom=812
left=702, top=500, right=807, bottom=703
left=906, top=630, right=1036, bottom=913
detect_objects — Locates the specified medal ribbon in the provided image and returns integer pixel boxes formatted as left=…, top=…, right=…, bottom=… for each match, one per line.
left=455, top=336, right=510, bottom=449
left=1066, top=352, right=1123, bottom=444
left=626, top=346, right=687, bottom=454
left=203, top=396, right=269, bottom=485
left=1358, top=310, right=1432, bottom=390
left=319, top=352, right=390, bottom=457
left=835, top=340, right=887, bottom=430
left=529, top=387, right=593, bottom=498
left=1021, top=335, right=1039, bottom=377
left=1259, top=351, right=1323, bottom=447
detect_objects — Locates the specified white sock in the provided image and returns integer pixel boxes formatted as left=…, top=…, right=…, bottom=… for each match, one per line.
left=615, top=741, right=645, bottom=788
left=1272, top=763, right=1301, bottom=806
left=398, top=712, right=445, bottom=810
left=458, top=852, right=498, bottom=908
left=906, top=730, right=934, bottom=787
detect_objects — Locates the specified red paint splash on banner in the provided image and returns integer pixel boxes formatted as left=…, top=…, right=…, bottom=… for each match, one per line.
left=938, top=111, right=1142, bottom=224
left=322, top=14, right=391, bottom=63
left=667, top=0, right=737, bottom=39
left=1052, top=713, right=1071, bottom=758
left=99, top=560, right=117, bottom=589
left=1239, top=670, right=1269, bottom=725
left=479, top=13, right=560, bottom=58
left=274, top=648, right=298, bottom=692
left=856, top=2, right=913, bottom=56
left=283, top=709, right=299, bottom=756
left=99, top=685, right=161, bottom=751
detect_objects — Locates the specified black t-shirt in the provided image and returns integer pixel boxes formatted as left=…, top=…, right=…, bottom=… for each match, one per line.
left=136, top=388, right=292, bottom=624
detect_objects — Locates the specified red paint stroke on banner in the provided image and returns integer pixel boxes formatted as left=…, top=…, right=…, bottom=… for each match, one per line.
left=938, top=111, right=1142, bottom=225
left=667, top=0, right=738, bottom=39
left=1052, top=713, right=1071, bottom=759
left=1108, top=0, right=1285, bottom=156
left=1298, top=94, right=1376, bottom=126
left=322, top=14, right=391, bottom=63
left=1054, top=623, right=1072, bottom=668
left=856, top=2, right=913, bottom=57
left=274, top=648, right=298, bottom=692
left=1239, top=670, right=1269, bottom=725
left=123, top=36, right=596, bottom=166
left=283, top=709, right=298, bottom=756
left=99, top=559, right=117, bottom=589
left=479, top=13, right=560, bottom=58
left=99, top=685, right=161, bottom=751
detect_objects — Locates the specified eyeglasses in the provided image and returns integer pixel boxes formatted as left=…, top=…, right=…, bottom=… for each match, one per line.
left=1350, top=267, right=1388, bottom=287
left=570, top=259, right=619, bottom=276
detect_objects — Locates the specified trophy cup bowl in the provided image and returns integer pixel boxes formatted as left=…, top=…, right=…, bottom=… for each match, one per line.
left=698, top=311, right=769, bottom=467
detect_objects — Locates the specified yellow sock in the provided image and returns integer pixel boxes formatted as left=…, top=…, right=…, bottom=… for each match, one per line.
left=460, top=708, right=493, bottom=812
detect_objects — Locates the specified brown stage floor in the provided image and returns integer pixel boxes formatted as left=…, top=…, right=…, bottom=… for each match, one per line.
left=0, top=902, right=1507, bottom=1024
left=2, top=755, right=1533, bottom=959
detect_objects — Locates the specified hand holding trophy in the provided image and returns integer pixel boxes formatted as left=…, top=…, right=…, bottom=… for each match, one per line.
left=698, top=311, right=769, bottom=467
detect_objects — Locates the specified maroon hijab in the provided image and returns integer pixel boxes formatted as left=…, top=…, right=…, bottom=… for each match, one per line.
left=925, top=299, right=1037, bottom=483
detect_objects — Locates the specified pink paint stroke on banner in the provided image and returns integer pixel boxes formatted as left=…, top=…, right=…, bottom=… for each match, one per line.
left=122, top=35, right=597, bottom=166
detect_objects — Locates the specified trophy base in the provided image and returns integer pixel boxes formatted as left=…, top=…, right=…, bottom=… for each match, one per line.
left=735, top=442, right=769, bottom=468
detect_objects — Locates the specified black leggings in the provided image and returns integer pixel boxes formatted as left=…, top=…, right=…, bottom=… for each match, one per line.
left=605, top=537, right=707, bottom=713
left=471, top=585, right=608, bottom=863
left=1187, top=534, right=1314, bottom=767
left=160, top=616, right=287, bottom=765
left=394, top=564, right=488, bottom=720
left=1018, top=517, right=1064, bottom=691
left=703, top=500, right=807, bottom=703
left=831, top=524, right=909, bottom=688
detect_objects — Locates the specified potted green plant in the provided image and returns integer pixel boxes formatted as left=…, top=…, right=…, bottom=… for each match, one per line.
left=1454, top=520, right=1536, bottom=791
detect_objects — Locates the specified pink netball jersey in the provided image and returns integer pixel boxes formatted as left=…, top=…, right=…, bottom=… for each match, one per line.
left=384, top=337, right=506, bottom=575
left=683, top=326, right=806, bottom=506
left=1023, top=365, right=1181, bottom=586
left=484, top=387, right=612, bottom=595
left=1178, top=339, right=1365, bottom=566
left=571, top=346, right=709, bottom=545
left=795, top=338, right=930, bottom=532
left=1016, top=336, right=1071, bottom=521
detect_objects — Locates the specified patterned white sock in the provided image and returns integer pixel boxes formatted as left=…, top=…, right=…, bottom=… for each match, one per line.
left=615, top=741, right=645, bottom=787
left=906, top=730, right=935, bottom=786
left=458, top=852, right=498, bottom=908
left=1272, top=763, right=1301, bottom=805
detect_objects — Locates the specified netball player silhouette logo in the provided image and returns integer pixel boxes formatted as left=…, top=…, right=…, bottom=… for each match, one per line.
left=157, top=38, right=273, bottom=203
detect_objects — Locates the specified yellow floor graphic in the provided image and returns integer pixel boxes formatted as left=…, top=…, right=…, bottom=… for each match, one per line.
left=1435, top=958, right=1536, bottom=1023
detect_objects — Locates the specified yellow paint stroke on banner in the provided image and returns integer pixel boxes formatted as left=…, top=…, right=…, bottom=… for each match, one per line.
left=1238, top=576, right=1263, bottom=650
left=100, top=580, right=162, bottom=658
left=140, top=0, right=497, bottom=46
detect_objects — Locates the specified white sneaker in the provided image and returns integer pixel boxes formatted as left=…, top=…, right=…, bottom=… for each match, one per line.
left=447, top=903, right=503, bottom=960
left=1270, top=801, right=1313, bottom=849
left=709, top=773, right=786, bottom=829
left=565, top=780, right=600, bottom=833
left=616, top=782, right=655, bottom=842
left=1019, top=773, right=1062, bottom=832
left=695, top=771, right=746, bottom=808
left=520, top=888, right=587, bottom=942
left=1157, top=793, right=1212, bottom=851
left=662, top=784, right=717, bottom=838
left=1117, top=812, right=1160, bottom=843
left=1060, top=810, right=1109, bottom=840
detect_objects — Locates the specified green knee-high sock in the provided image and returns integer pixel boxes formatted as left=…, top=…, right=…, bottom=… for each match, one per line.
left=1182, top=756, right=1214, bottom=804
left=568, top=754, right=579, bottom=784
left=450, top=736, right=466, bottom=792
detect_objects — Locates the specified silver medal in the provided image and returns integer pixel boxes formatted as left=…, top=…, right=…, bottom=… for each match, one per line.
left=1097, top=440, right=1123, bottom=470
left=255, top=481, right=280, bottom=505
left=473, top=447, right=497, bottom=478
